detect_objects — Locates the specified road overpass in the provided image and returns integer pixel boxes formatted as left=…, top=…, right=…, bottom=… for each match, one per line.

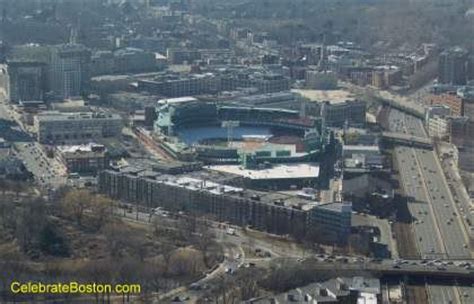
left=376, top=94, right=425, bottom=119
left=342, top=82, right=425, bottom=118
left=281, top=258, right=474, bottom=282
left=382, top=131, right=433, bottom=149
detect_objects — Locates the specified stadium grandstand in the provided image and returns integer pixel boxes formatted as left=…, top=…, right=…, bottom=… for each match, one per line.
left=153, top=97, right=330, bottom=164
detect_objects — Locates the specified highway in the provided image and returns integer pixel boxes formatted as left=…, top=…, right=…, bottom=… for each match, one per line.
left=114, top=200, right=474, bottom=302
left=441, top=149, right=474, bottom=237
left=390, top=110, right=444, bottom=257
left=382, top=131, right=433, bottom=148
left=389, top=108, right=473, bottom=303
left=389, top=110, right=471, bottom=259
left=429, top=285, right=460, bottom=304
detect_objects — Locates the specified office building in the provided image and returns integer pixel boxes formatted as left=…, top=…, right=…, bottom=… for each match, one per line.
left=338, top=66, right=373, bottom=86
left=449, top=117, right=474, bottom=146
left=113, top=47, right=156, bottom=74
left=425, top=105, right=451, bottom=139
left=320, top=99, right=366, bottom=128
left=438, top=47, right=468, bottom=85
left=90, top=51, right=115, bottom=76
left=228, top=91, right=299, bottom=109
left=49, top=44, right=91, bottom=99
left=371, top=66, right=402, bottom=89
left=166, top=48, right=201, bottom=64
left=427, top=116, right=449, bottom=139
left=56, top=143, right=108, bottom=174
left=307, top=178, right=352, bottom=245
left=7, top=61, right=45, bottom=102
left=464, top=99, right=474, bottom=120
left=456, top=86, right=474, bottom=119
left=138, top=74, right=220, bottom=97
left=221, top=72, right=290, bottom=94
left=305, top=70, right=338, bottom=90
left=308, top=202, right=351, bottom=244
left=34, top=111, right=122, bottom=144
left=449, top=117, right=474, bottom=172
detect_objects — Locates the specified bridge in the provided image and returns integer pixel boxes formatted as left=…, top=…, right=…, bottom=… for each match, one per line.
left=265, top=257, right=474, bottom=282
left=382, top=131, right=433, bottom=149
left=342, top=83, right=425, bottom=119
left=376, top=95, right=425, bottom=119
left=305, top=261, right=473, bottom=280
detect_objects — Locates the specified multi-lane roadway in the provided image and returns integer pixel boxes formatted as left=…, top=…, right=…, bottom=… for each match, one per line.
left=389, top=108, right=474, bottom=303
left=14, top=142, right=66, bottom=188
left=441, top=152, right=474, bottom=236
left=0, top=90, right=67, bottom=188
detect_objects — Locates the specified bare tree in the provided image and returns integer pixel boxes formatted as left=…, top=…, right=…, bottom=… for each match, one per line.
left=61, top=189, right=93, bottom=226
left=193, top=221, right=215, bottom=268
left=15, top=198, right=47, bottom=253
left=89, top=195, right=113, bottom=231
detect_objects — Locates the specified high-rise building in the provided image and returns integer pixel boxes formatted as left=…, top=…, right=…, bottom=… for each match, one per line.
left=456, top=86, right=474, bottom=119
left=48, top=44, right=91, bottom=99
left=438, top=47, right=468, bottom=85
left=7, top=61, right=45, bottom=102
left=320, top=99, right=366, bottom=128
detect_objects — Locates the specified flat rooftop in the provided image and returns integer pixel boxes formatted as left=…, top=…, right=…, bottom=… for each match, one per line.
left=157, top=96, right=198, bottom=105
left=343, top=145, right=380, bottom=151
left=106, top=161, right=318, bottom=210
left=107, top=168, right=317, bottom=211
left=316, top=201, right=352, bottom=213
left=36, top=111, right=121, bottom=121
left=207, top=163, right=320, bottom=180
left=57, top=143, right=105, bottom=154
left=292, top=89, right=355, bottom=104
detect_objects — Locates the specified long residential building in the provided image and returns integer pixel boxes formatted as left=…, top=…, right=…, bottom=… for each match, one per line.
left=98, top=164, right=352, bottom=243
left=98, top=167, right=308, bottom=235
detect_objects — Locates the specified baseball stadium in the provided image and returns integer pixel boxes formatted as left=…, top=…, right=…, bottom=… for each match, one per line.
left=153, top=97, right=329, bottom=166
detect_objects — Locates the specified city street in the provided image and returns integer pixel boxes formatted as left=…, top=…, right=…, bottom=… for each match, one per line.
left=114, top=202, right=474, bottom=303
left=13, top=142, right=67, bottom=188
left=0, top=85, right=67, bottom=188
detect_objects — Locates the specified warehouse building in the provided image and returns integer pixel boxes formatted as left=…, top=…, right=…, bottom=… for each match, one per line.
left=34, top=111, right=123, bottom=144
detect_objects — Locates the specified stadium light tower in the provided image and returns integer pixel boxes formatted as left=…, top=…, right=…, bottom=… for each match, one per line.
left=222, top=121, right=239, bottom=148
